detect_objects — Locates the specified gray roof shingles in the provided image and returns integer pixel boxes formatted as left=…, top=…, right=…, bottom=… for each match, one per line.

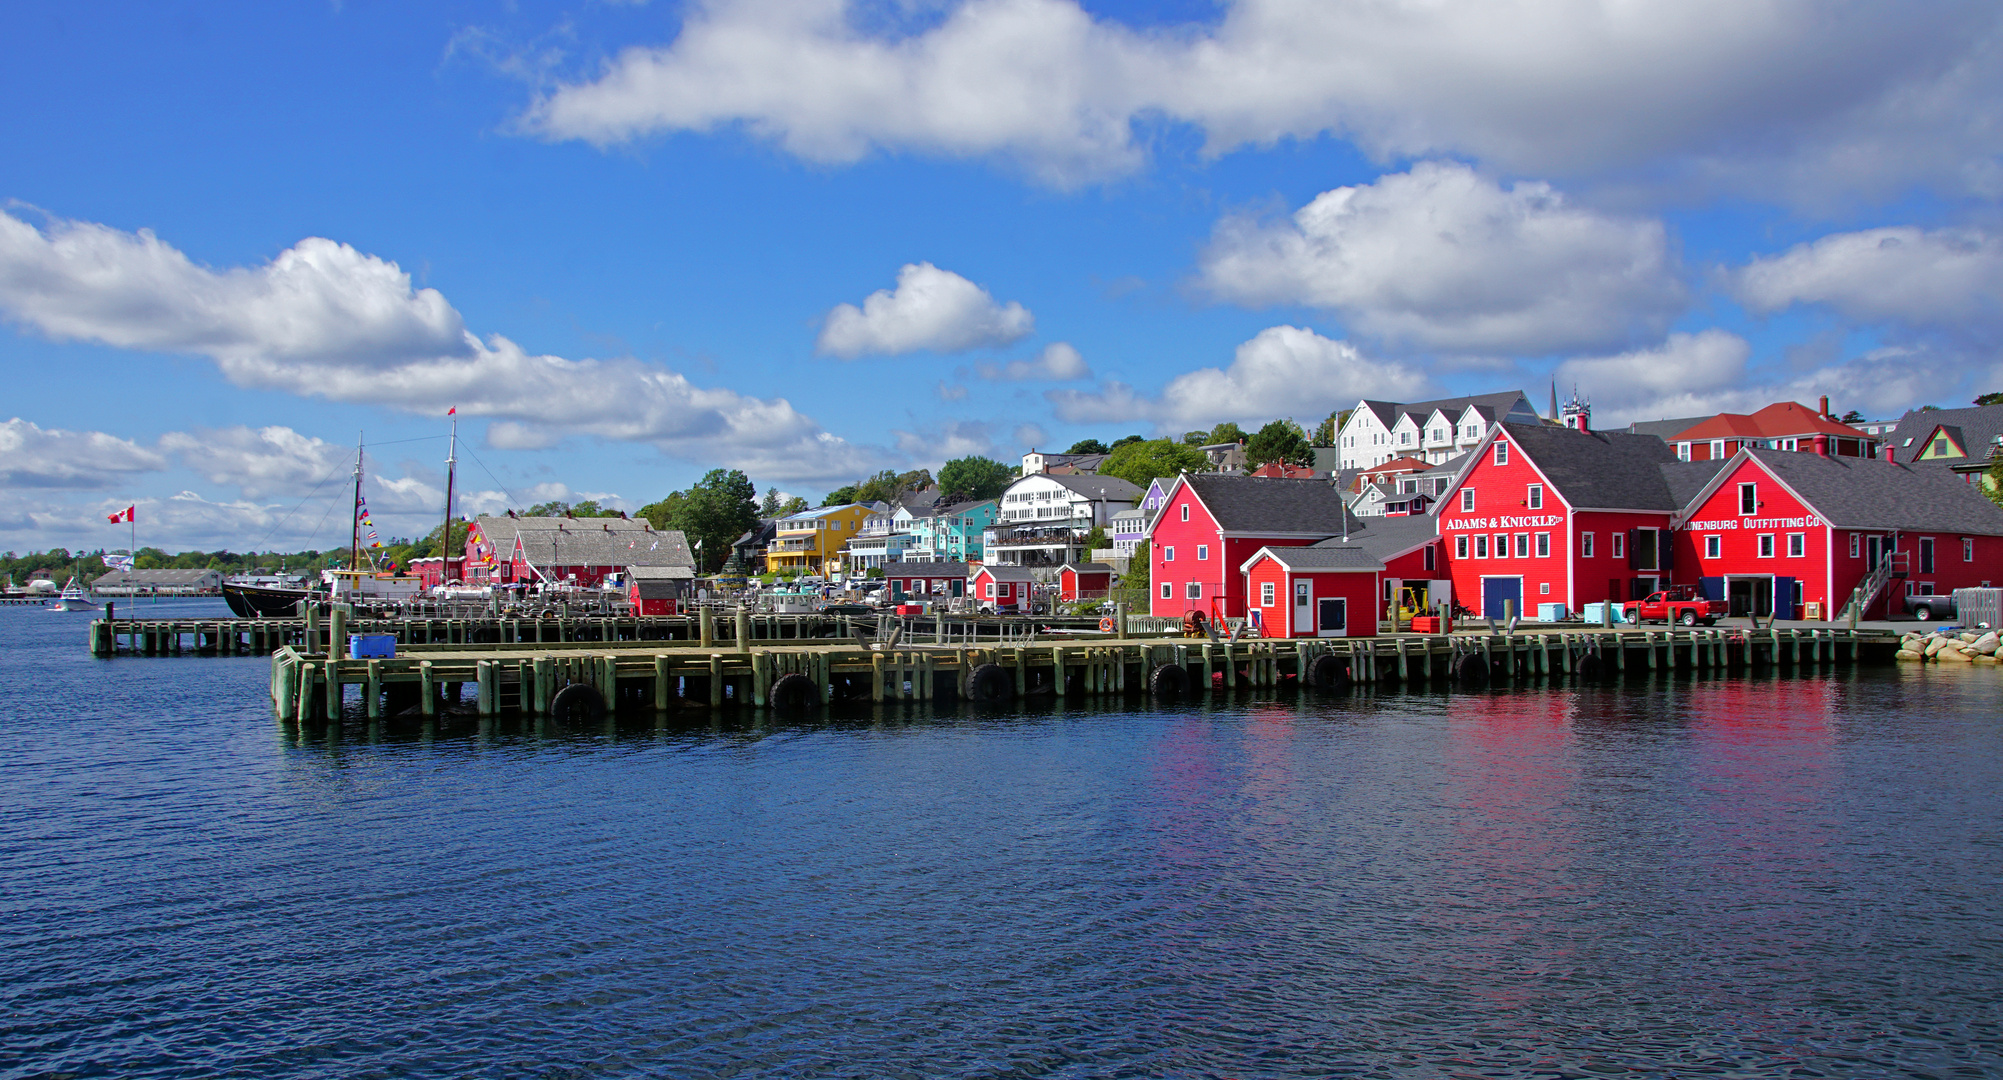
left=1185, top=474, right=1361, bottom=534
left=475, top=516, right=696, bottom=570
left=1503, top=425, right=1686, bottom=510
left=1741, top=449, right=2003, bottom=534
left=1886, top=404, right=2003, bottom=467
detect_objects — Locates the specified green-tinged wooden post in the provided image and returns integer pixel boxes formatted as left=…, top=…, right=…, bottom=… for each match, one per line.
left=1053, top=647, right=1067, bottom=698
left=420, top=661, right=436, bottom=717
left=752, top=651, right=769, bottom=708
left=735, top=607, right=750, bottom=653
left=871, top=652, right=886, bottom=702
left=329, top=606, right=348, bottom=661
left=1395, top=638, right=1408, bottom=681
left=306, top=603, right=321, bottom=655
left=294, top=660, right=316, bottom=723
left=1012, top=647, right=1027, bottom=697
left=1224, top=643, right=1237, bottom=689
left=325, top=658, right=343, bottom=718
left=1116, top=602, right=1129, bottom=640
left=1199, top=642, right=1212, bottom=691
left=708, top=654, right=723, bottom=707
left=699, top=606, right=714, bottom=649
left=365, top=660, right=382, bottom=719
left=653, top=655, right=670, bottom=710
left=475, top=660, right=494, bottom=717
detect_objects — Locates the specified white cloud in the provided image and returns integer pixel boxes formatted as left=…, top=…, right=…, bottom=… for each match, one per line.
left=1199, top=163, right=1685, bottom=355
left=1011, top=423, right=1047, bottom=449
left=522, top=0, right=2003, bottom=201
left=892, top=420, right=999, bottom=465
left=0, top=418, right=166, bottom=489
left=975, top=341, right=1090, bottom=380
left=1736, top=226, right=2003, bottom=336
left=816, top=262, right=1033, bottom=357
left=1559, top=333, right=1940, bottom=428
left=160, top=425, right=356, bottom=501
left=0, top=208, right=886, bottom=488
left=1047, top=324, right=1428, bottom=430
left=1554, top=330, right=1751, bottom=418
left=935, top=380, right=969, bottom=401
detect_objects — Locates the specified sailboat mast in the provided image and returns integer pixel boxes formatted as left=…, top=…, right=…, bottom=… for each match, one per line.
left=350, top=434, right=364, bottom=572
left=441, top=416, right=458, bottom=583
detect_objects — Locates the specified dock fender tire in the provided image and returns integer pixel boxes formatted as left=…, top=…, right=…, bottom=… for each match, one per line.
left=1576, top=653, right=1604, bottom=680
left=966, top=662, right=1013, bottom=703
left=1306, top=653, right=1350, bottom=690
left=770, top=672, right=819, bottom=713
left=548, top=682, right=607, bottom=722
left=1148, top=663, right=1190, bottom=699
left=1451, top=653, right=1490, bottom=690
left=1679, top=610, right=1698, bottom=627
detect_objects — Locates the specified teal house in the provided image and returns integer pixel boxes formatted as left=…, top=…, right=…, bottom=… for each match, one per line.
left=909, top=500, right=999, bottom=563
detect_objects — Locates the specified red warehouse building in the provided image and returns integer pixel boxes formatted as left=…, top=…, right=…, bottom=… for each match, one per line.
left=1438, top=424, right=1726, bottom=619
left=1058, top=562, right=1115, bottom=601
left=1676, top=448, right=2003, bottom=619
left=971, top=564, right=1035, bottom=612
left=1240, top=543, right=1383, bottom=638
left=882, top=560, right=968, bottom=601
left=1146, top=475, right=1360, bottom=621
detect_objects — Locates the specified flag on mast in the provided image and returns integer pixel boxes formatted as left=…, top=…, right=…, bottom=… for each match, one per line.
left=106, top=506, right=135, bottom=524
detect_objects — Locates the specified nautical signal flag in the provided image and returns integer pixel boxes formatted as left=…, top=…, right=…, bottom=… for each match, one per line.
left=107, top=506, right=135, bottom=524
left=447, top=406, right=456, bottom=415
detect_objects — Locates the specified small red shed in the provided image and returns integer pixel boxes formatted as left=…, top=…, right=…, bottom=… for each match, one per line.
left=970, top=564, right=1036, bottom=612
left=626, top=565, right=692, bottom=616
left=1057, top=561, right=1115, bottom=601
left=1240, top=543, right=1383, bottom=638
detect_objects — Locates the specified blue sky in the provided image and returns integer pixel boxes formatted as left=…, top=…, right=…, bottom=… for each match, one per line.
left=2, top=0, right=2000, bottom=554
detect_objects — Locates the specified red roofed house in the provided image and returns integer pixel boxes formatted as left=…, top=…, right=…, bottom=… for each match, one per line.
left=1669, top=397, right=1882, bottom=462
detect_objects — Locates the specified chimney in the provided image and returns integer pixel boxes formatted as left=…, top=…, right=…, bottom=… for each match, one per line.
left=1819, top=395, right=1830, bottom=419
left=1813, top=432, right=1829, bottom=457
left=1883, top=442, right=1896, bottom=462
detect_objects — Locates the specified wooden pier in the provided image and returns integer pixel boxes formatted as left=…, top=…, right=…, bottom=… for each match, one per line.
left=263, top=624, right=1901, bottom=723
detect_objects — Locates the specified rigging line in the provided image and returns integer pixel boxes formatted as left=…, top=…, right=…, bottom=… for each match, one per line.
left=461, top=444, right=522, bottom=510
left=365, top=434, right=447, bottom=447
left=246, top=455, right=355, bottom=553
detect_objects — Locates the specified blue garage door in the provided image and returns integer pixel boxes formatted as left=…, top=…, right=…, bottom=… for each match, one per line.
left=1482, top=576, right=1522, bottom=620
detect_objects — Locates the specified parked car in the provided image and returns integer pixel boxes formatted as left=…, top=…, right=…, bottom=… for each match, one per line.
left=1623, top=586, right=1728, bottom=626
left=1902, top=592, right=1957, bottom=621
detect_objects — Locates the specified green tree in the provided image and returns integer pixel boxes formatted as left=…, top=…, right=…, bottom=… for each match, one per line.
left=1205, top=421, right=1246, bottom=446
left=1988, top=455, right=2003, bottom=510
left=1312, top=408, right=1350, bottom=445
left=638, top=491, right=689, bottom=531
left=1976, top=391, right=2003, bottom=407
left=1081, top=525, right=1107, bottom=552
left=1111, top=434, right=1145, bottom=448
left=1181, top=430, right=1208, bottom=446
left=1245, top=418, right=1312, bottom=468
left=526, top=499, right=572, bottom=517
left=678, top=469, right=759, bottom=573
left=1114, top=539, right=1151, bottom=607
left=1066, top=438, right=1110, bottom=454
left=1840, top=409, right=1866, bottom=424
left=778, top=495, right=809, bottom=515
left=1101, top=438, right=1206, bottom=488
left=822, top=485, right=859, bottom=507
left=937, top=455, right=1013, bottom=502
left=854, top=468, right=933, bottom=506
left=759, top=487, right=782, bottom=516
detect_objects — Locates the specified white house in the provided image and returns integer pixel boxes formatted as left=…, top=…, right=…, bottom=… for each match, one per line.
left=1337, top=391, right=1543, bottom=468
left=986, top=472, right=1142, bottom=568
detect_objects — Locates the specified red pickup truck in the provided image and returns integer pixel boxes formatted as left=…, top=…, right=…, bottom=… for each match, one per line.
left=1623, top=587, right=1728, bottom=626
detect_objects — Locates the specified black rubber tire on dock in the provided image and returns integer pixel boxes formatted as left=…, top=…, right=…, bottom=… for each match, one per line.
left=1306, top=653, right=1350, bottom=690
left=1148, top=663, right=1190, bottom=699
left=1576, top=652, right=1604, bottom=680
left=549, top=682, right=608, bottom=722
left=1451, top=653, right=1490, bottom=690
left=770, top=672, right=819, bottom=714
left=965, top=663, right=1013, bottom=703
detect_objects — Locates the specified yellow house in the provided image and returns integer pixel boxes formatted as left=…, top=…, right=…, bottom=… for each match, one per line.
left=766, top=503, right=874, bottom=576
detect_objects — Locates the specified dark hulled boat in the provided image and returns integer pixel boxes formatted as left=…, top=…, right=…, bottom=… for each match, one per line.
left=221, top=580, right=314, bottom=618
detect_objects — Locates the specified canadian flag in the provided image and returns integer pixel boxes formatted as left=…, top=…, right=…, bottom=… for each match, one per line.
left=447, top=406, right=456, bottom=415
left=107, top=506, right=135, bottom=524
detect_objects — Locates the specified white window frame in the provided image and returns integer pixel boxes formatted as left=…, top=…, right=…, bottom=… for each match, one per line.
left=1581, top=532, right=1594, bottom=558
left=1180, top=504, right=1189, bottom=522
left=1712, top=439, right=1725, bottom=459
left=1164, top=546, right=1174, bottom=562
left=1160, top=581, right=1172, bottom=599
left=1260, top=581, right=1276, bottom=607
left=1849, top=533, right=1860, bottom=559
left=1527, top=484, right=1543, bottom=510
left=1460, top=488, right=1475, bottom=512
left=1515, top=533, right=1530, bottom=559
left=1612, top=532, right=1626, bottom=559
left=1186, top=581, right=1202, bottom=599
left=1787, top=532, right=1804, bottom=558
left=1705, top=534, right=1721, bottom=559
left=1966, top=537, right=1976, bottom=562
left=1758, top=534, right=1775, bottom=558
left=1494, top=442, right=1509, bottom=466
left=1535, top=532, right=1550, bottom=558
left=1496, top=533, right=1509, bottom=559
left=1739, top=482, right=1757, bottom=515
left=1196, top=544, right=1208, bottom=561
left=1475, top=534, right=1489, bottom=559
left=1456, top=535, right=1470, bottom=559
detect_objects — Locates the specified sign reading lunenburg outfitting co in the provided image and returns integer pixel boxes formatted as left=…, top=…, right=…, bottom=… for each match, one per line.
left=1684, top=515, right=1824, bottom=532
left=1441, top=515, right=1566, bottom=531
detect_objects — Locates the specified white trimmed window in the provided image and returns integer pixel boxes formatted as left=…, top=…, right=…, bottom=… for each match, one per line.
left=1612, top=532, right=1626, bottom=559
left=1515, top=533, right=1530, bottom=558
left=1527, top=484, right=1543, bottom=510
left=1197, top=545, right=1208, bottom=561
left=1535, top=532, right=1550, bottom=558
left=1456, top=535, right=1470, bottom=559
left=1186, top=582, right=1202, bottom=599
left=1261, top=582, right=1275, bottom=606
left=1787, top=533, right=1805, bottom=557
left=1581, top=532, right=1595, bottom=558
left=1160, top=582, right=1172, bottom=599
left=1180, top=504, right=1190, bottom=522
left=1758, top=534, right=1775, bottom=558
left=1705, top=534, right=1721, bottom=559
left=1474, top=534, right=1489, bottom=558
left=1850, top=533, right=1860, bottom=558
left=1739, top=482, right=1757, bottom=515
left=1494, top=442, right=1509, bottom=466
left=1966, top=538, right=1976, bottom=562
left=1164, top=546, right=1174, bottom=562
left=1460, top=489, right=1475, bottom=512
left=1495, top=533, right=1509, bottom=558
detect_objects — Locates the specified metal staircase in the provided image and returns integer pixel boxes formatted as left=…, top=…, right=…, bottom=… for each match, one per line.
left=1839, top=551, right=1908, bottom=622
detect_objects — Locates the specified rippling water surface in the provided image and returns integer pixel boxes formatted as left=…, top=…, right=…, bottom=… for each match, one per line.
left=5, top=599, right=2003, bottom=1078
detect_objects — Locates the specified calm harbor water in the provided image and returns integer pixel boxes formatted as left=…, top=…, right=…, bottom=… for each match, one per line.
left=4, top=600, right=2002, bottom=1078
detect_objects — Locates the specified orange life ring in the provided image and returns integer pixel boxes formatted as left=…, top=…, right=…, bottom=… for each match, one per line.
left=1098, top=616, right=1116, bottom=632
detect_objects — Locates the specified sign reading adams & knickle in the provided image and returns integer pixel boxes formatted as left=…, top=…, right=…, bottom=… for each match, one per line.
left=1442, top=515, right=1566, bottom=532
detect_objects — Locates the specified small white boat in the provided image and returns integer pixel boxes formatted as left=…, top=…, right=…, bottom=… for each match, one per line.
left=47, top=577, right=96, bottom=612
